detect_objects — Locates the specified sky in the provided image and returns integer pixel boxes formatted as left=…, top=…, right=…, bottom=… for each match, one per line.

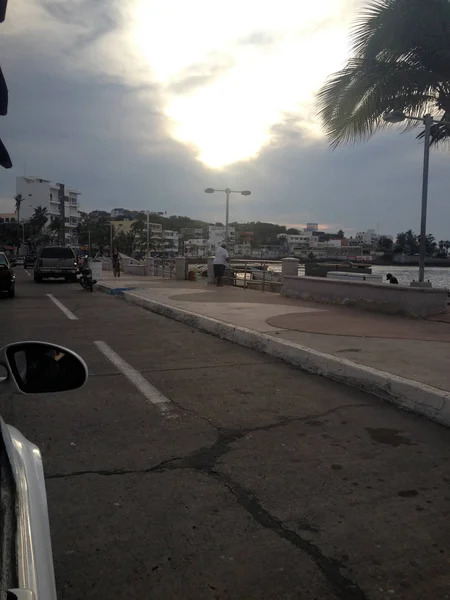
left=1, top=0, right=450, bottom=239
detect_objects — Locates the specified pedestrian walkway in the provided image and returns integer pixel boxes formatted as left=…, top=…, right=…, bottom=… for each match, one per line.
left=98, top=273, right=450, bottom=393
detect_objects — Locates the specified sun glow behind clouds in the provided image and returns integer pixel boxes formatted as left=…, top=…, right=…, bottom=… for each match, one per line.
left=131, top=0, right=355, bottom=168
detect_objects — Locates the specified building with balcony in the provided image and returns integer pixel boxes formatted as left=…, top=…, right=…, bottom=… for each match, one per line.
left=16, top=176, right=81, bottom=243
left=180, top=227, right=205, bottom=241
left=162, top=230, right=179, bottom=252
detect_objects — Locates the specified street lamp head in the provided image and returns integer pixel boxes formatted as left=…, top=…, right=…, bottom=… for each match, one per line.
left=204, top=188, right=215, bottom=193
left=241, top=190, right=251, bottom=196
left=383, top=111, right=407, bottom=124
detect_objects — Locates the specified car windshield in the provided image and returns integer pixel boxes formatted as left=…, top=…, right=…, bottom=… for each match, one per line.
left=40, top=248, right=74, bottom=259
left=0, top=254, right=9, bottom=265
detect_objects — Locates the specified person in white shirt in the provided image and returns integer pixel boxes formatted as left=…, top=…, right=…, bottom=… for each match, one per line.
left=213, top=243, right=229, bottom=287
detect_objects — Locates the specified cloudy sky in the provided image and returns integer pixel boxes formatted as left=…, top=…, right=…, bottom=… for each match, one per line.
left=1, top=0, right=449, bottom=238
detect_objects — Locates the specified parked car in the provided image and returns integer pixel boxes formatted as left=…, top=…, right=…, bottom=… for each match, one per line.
left=34, top=246, right=78, bottom=283
left=16, top=257, right=24, bottom=265
left=0, top=341, right=88, bottom=599
left=0, top=252, right=15, bottom=298
left=24, top=255, right=37, bottom=269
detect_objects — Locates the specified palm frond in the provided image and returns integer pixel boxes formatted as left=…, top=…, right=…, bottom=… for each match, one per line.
left=318, top=57, right=440, bottom=147
left=352, top=0, right=450, bottom=63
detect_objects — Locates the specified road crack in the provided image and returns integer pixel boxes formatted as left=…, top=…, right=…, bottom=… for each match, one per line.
left=211, top=471, right=367, bottom=600
left=46, top=403, right=370, bottom=598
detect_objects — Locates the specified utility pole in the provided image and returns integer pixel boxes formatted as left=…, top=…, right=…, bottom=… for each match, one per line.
left=58, top=183, right=65, bottom=245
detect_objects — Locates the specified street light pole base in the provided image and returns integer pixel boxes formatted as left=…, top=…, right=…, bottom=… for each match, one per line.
left=410, top=281, right=432, bottom=288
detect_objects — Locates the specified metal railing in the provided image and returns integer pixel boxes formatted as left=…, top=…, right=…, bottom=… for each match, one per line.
left=153, top=258, right=175, bottom=279
left=225, top=260, right=282, bottom=293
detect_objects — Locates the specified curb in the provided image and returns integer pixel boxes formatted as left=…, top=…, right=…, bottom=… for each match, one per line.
left=97, top=283, right=450, bottom=428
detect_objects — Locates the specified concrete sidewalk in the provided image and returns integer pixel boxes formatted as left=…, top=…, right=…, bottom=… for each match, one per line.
left=97, top=273, right=450, bottom=424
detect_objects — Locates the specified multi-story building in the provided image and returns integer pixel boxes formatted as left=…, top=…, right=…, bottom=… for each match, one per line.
left=233, top=231, right=254, bottom=255
left=355, top=229, right=380, bottom=246
left=208, top=225, right=236, bottom=251
left=184, top=238, right=209, bottom=257
left=162, top=230, right=179, bottom=252
left=180, top=227, right=205, bottom=240
left=16, top=176, right=81, bottom=243
left=277, top=231, right=315, bottom=253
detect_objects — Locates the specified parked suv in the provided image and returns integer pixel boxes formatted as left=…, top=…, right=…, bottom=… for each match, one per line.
left=34, top=246, right=78, bottom=282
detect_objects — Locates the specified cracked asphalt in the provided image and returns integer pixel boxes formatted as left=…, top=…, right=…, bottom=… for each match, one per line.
left=1, top=270, right=450, bottom=599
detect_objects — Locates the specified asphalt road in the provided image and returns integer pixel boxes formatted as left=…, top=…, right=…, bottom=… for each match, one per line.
left=1, top=269, right=450, bottom=600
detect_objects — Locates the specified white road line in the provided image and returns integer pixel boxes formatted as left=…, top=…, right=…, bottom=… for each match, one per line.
left=94, top=340, right=172, bottom=414
left=46, top=294, right=78, bottom=320
left=25, top=270, right=31, bottom=276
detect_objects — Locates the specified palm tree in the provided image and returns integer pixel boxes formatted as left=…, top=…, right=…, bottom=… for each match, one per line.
left=14, top=194, right=24, bottom=233
left=29, top=206, right=48, bottom=236
left=318, top=0, right=450, bottom=147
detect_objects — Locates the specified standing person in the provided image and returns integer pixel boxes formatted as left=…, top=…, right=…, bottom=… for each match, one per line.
left=386, top=273, right=399, bottom=284
left=213, top=242, right=229, bottom=287
left=112, top=248, right=121, bottom=278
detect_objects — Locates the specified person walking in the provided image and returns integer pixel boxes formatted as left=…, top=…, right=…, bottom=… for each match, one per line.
left=213, top=242, right=229, bottom=287
left=112, top=248, right=121, bottom=278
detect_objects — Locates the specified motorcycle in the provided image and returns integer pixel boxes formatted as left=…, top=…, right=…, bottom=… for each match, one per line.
left=77, top=256, right=97, bottom=292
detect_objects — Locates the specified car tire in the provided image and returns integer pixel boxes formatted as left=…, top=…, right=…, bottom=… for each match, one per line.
left=71, top=275, right=78, bottom=283
left=8, top=285, right=15, bottom=298
left=34, top=273, right=42, bottom=283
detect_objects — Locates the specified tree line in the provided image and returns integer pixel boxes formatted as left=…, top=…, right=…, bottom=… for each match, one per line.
left=394, top=231, right=450, bottom=257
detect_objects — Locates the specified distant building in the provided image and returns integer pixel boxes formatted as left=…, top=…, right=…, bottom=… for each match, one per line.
left=163, top=230, right=179, bottom=252
left=277, top=231, right=315, bottom=253
left=355, top=229, right=384, bottom=246
left=0, top=212, right=16, bottom=223
left=180, top=227, right=205, bottom=240
left=233, top=231, right=254, bottom=255
left=208, top=225, right=236, bottom=251
left=184, top=238, right=209, bottom=257
left=111, top=220, right=162, bottom=240
left=16, top=176, right=81, bottom=244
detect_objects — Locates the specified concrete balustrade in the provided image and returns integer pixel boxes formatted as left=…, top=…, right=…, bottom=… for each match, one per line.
left=282, top=275, right=448, bottom=318
left=281, top=258, right=299, bottom=277
left=207, top=257, right=215, bottom=284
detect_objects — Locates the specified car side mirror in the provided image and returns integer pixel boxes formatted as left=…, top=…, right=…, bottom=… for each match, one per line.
left=0, top=342, right=88, bottom=394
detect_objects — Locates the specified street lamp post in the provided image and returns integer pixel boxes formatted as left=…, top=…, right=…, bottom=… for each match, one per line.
left=383, top=111, right=450, bottom=284
left=204, top=187, right=251, bottom=245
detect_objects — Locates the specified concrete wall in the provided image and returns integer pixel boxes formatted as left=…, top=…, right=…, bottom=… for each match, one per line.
left=282, top=276, right=448, bottom=318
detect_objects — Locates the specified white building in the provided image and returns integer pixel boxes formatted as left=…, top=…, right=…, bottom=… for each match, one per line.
left=313, top=239, right=342, bottom=249
left=163, top=230, right=179, bottom=252
left=111, top=208, right=126, bottom=219
left=355, top=229, right=380, bottom=246
left=184, top=238, right=209, bottom=257
left=277, top=231, right=316, bottom=253
left=208, top=226, right=236, bottom=251
left=16, top=176, right=81, bottom=243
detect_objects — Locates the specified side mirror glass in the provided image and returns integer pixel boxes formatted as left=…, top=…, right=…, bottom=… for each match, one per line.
left=4, top=343, right=88, bottom=394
